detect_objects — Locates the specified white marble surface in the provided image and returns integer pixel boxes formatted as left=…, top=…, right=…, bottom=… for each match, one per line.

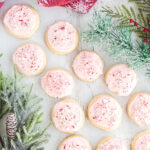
left=0, top=0, right=150, bottom=150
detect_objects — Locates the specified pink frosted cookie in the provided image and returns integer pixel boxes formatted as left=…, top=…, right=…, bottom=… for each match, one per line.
left=52, top=99, right=85, bottom=133
left=13, top=43, right=46, bottom=76
left=58, top=135, right=92, bottom=150
left=96, top=137, right=125, bottom=150
left=132, top=130, right=150, bottom=150
left=41, top=68, right=74, bottom=98
left=105, top=64, right=137, bottom=96
left=46, top=21, right=79, bottom=55
left=3, top=4, right=39, bottom=39
left=88, top=94, right=122, bottom=131
left=127, top=92, right=150, bottom=126
left=72, top=50, right=104, bottom=82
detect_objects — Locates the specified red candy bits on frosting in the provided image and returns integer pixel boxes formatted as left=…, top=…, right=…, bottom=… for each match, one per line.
left=46, top=21, right=78, bottom=54
left=41, top=69, right=74, bottom=98
left=105, top=64, right=137, bottom=96
left=72, top=50, right=103, bottom=82
left=3, top=5, right=39, bottom=38
left=132, top=130, right=150, bottom=150
left=13, top=43, right=46, bottom=76
left=52, top=99, right=85, bottom=133
left=88, top=95, right=122, bottom=131
left=97, top=137, right=125, bottom=150
left=58, top=135, right=92, bottom=150
left=128, top=92, right=150, bottom=126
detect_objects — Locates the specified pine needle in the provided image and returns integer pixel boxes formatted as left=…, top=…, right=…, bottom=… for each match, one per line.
left=101, top=3, right=150, bottom=41
left=0, top=67, right=50, bottom=149
left=82, top=12, right=150, bottom=78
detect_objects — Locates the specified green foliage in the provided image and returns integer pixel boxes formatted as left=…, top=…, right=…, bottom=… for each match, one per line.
left=82, top=12, right=150, bottom=76
left=129, top=0, right=150, bottom=13
left=0, top=66, right=50, bottom=150
left=128, top=0, right=150, bottom=28
left=102, top=3, right=150, bottom=39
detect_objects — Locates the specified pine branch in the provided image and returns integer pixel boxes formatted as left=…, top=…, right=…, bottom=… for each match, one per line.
left=0, top=67, right=50, bottom=150
left=129, top=0, right=150, bottom=29
left=102, top=5, right=148, bottom=27
left=101, top=4, right=150, bottom=42
left=82, top=12, right=150, bottom=77
left=129, top=0, right=150, bottom=12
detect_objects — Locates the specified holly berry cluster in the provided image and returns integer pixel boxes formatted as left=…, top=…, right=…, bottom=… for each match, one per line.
left=129, top=19, right=150, bottom=50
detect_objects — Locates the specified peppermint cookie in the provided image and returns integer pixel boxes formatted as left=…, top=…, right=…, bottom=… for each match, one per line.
left=58, top=135, right=92, bottom=150
left=52, top=99, right=85, bottom=133
left=96, top=137, right=125, bottom=150
left=46, top=21, right=79, bottom=55
left=3, top=4, right=39, bottom=39
left=105, top=64, right=137, bottom=96
left=13, top=43, right=46, bottom=76
left=127, top=92, right=150, bottom=126
left=132, top=130, right=150, bottom=150
left=41, top=68, right=74, bottom=98
left=88, top=94, right=122, bottom=131
left=72, top=50, right=104, bottom=82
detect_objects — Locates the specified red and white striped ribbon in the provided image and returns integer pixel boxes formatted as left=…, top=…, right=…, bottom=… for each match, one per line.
left=38, top=0, right=97, bottom=14
left=0, top=0, right=4, bottom=8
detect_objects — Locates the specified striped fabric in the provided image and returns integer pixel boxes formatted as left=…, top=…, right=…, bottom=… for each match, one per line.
left=64, top=0, right=98, bottom=14
left=38, top=0, right=75, bottom=7
left=0, top=0, right=4, bottom=8
left=38, top=0, right=97, bottom=14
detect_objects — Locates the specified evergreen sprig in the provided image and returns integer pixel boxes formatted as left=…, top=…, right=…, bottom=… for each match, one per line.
left=82, top=12, right=150, bottom=77
left=0, top=66, right=50, bottom=150
left=129, top=0, right=150, bottom=14
left=102, top=5, right=137, bottom=25
left=102, top=3, right=150, bottom=40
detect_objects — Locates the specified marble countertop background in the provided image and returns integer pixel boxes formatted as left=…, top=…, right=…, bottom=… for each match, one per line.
left=0, top=0, right=150, bottom=149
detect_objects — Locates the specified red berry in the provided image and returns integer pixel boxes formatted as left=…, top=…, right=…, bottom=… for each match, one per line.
left=143, top=39, right=147, bottom=42
left=130, top=19, right=134, bottom=23
left=134, top=22, right=138, bottom=26
left=144, top=28, right=147, bottom=32
left=148, top=48, right=150, bottom=51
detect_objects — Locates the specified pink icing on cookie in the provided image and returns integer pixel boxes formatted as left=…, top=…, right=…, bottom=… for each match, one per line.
left=53, top=100, right=84, bottom=133
left=59, top=136, right=91, bottom=150
left=3, top=5, right=38, bottom=37
left=128, top=93, right=150, bottom=126
left=97, top=138, right=124, bottom=150
left=47, top=21, right=78, bottom=53
left=13, top=43, right=46, bottom=76
left=105, top=64, right=137, bottom=96
left=89, top=95, right=122, bottom=130
left=134, top=132, right=150, bottom=150
left=72, top=51, right=103, bottom=81
left=41, top=69, right=73, bottom=98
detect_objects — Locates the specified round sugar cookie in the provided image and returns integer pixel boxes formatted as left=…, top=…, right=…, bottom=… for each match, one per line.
left=52, top=99, right=85, bottom=133
left=96, top=137, right=125, bottom=150
left=3, top=4, right=39, bottom=39
left=72, top=50, right=104, bottom=82
left=132, top=130, right=150, bottom=150
left=88, top=94, right=122, bottom=131
left=46, top=21, right=79, bottom=55
left=13, top=42, right=46, bottom=76
left=58, top=135, right=92, bottom=150
left=127, top=92, right=150, bottom=126
left=105, top=64, right=137, bottom=96
left=41, top=68, right=74, bottom=99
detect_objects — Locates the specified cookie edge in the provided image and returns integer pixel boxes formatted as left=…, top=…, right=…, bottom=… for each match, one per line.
left=88, top=94, right=122, bottom=131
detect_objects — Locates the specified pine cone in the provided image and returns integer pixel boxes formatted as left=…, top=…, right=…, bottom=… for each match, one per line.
left=6, top=113, right=17, bottom=139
